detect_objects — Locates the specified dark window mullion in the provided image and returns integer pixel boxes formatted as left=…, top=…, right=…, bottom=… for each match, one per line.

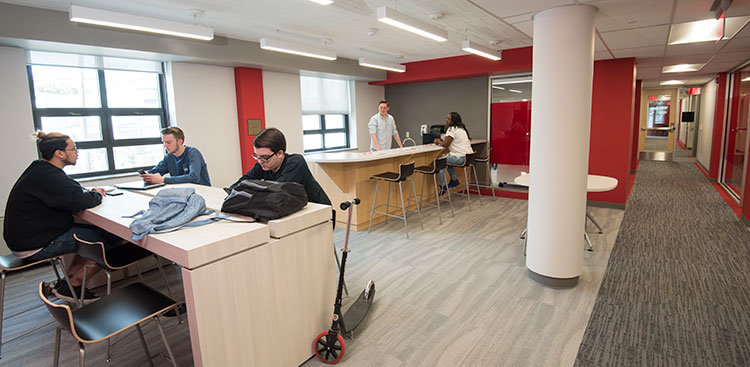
left=99, top=69, right=117, bottom=173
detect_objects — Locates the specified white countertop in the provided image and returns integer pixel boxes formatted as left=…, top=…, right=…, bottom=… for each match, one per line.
left=514, top=173, right=618, bottom=192
left=305, top=139, right=487, bottom=163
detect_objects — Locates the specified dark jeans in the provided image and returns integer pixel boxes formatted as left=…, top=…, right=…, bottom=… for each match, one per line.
left=26, top=224, right=122, bottom=262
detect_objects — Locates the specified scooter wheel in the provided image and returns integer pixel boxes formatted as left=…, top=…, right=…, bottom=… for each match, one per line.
left=314, top=330, right=346, bottom=364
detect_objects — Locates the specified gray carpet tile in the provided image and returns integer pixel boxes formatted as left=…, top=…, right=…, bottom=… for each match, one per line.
left=575, top=161, right=750, bottom=366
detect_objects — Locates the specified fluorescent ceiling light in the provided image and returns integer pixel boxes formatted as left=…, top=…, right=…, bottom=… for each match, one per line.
left=376, top=7, right=448, bottom=42
left=509, top=89, right=523, bottom=93
left=743, top=76, right=750, bottom=82
left=492, top=79, right=532, bottom=85
left=69, top=5, right=214, bottom=41
left=308, top=0, right=334, bottom=4
left=461, top=40, right=501, bottom=61
left=358, top=57, right=405, bottom=72
left=660, top=80, right=686, bottom=85
left=668, top=16, right=750, bottom=44
left=259, top=38, right=336, bottom=61
left=492, top=86, right=505, bottom=90
left=662, top=64, right=705, bottom=73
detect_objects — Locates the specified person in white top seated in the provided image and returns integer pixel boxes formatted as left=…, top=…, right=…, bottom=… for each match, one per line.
left=433, top=112, right=473, bottom=195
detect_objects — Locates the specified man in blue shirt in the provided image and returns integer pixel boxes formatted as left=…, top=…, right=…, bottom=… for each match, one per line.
left=141, top=127, right=211, bottom=186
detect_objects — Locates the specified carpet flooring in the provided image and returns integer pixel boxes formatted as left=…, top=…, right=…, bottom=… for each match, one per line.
left=575, top=161, right=750, bottom=366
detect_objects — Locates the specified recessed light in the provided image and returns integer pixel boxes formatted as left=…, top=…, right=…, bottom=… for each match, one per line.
left=662, top=64, right=704, bottom=73
left=509, top=89, right=523, bottom=93
left=660, top=80, right=686, bottom=86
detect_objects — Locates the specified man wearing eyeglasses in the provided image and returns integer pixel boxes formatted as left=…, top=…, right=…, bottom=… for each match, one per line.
left=4, top=131, right=123, bottom=304
left=228, top=128, right=331, bottom=206
left=141, top=126, right=211, bottom=186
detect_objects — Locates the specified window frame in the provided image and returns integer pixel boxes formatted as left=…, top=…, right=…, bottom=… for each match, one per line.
left=27, top=65, right=170, bottom=179
left=302, top=114, right=351, bottom=152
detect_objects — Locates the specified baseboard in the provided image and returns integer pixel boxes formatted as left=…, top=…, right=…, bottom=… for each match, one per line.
left=742, top=214, right=750, bottom=226
left=587, top=200, right=625, bottom=210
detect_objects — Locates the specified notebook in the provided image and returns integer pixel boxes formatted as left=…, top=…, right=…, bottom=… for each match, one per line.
left=115, top=181, right=166, bottom=190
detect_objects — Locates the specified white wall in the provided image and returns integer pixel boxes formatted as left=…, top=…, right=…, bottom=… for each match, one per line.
left=352, top=81, right=385, bottom=152
left=0, top=46, right=39, bottom=254
left=166, top=62, right=242, bottom=188
left=697, top=78, right=718, bottom=168
left=262, top=71, right=304, bottom=154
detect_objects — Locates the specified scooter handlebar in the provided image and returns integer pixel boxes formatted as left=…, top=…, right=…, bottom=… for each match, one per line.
left=340, top=198, right=360, bottom=210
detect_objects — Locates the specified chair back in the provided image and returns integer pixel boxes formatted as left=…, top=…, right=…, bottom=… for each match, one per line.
left=38, top=282, right=77, bottom=338
left=73, top=234, right=110, bottom=269
left=398, top=161, right=415, bottom=181
left=434, top=157, right=448, bottom=172
left=464, top=152, right=477, bottom=166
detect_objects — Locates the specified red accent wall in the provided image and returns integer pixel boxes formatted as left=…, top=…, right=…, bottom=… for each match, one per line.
left=587, top=58, right=636, bottom=205
left=234, top=67, right=266, bottom=173
left=490, top=101, right=531, bottom=165
left=370, top=46, right=533, bottom=86
left=709, top=73, right=727, bottom=180
left=631, top=79, right=642, bottom=173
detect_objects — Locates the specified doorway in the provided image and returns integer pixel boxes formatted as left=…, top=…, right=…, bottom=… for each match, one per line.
left=639, top=88, right=678, bottom=161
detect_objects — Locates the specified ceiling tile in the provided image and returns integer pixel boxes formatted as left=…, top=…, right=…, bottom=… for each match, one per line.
left=612, top=45, right=665, bottom=59
left=665, top=41, right=725, bottom=57
left=468, top=0, right=574, bottom=19
left=595, top=50, right=613, bottom=60
left=599, top=24, right=669, bottom=49
left=594, top=0, right=673, bottom=32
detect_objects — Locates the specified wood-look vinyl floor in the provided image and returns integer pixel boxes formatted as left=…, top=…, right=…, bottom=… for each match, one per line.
left=2, top=193, right=624, bottom=367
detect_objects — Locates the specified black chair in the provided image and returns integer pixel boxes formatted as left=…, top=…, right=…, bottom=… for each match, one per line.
left=74, top=234, right=181, bottom=323
left=0, top=254, right=80, bottom=357
left=470, top=147, right=497, bottom=200
left=414, top=156, right=454, bottom=223
left=447, top=152, right=483, bottom=210
left=39, top=281, right=178, bottom=367
left=368, top=161, right=423, bottom=239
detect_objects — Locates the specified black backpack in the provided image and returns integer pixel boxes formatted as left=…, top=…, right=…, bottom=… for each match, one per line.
left=221, top=179, right=308, bottom=222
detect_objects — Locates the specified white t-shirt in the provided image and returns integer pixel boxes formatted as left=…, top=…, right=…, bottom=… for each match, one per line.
left=446, top=126, right=472, bottom=157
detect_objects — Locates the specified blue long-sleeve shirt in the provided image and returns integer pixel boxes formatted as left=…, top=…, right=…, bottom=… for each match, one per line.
left=148, top=146, right=211, bottom=186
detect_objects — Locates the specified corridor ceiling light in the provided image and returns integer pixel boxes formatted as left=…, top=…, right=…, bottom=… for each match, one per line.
left=668, top=16, right=750, bottom=44
left=461, top=40, right=501, bottom=61
left=492, top=86, right=505, bottom=90
left=259, top=38, right=336, bottom=61
left=69, top=5, right=214, bottom=41
left=660, top=80, right=686, bottom=85
left=307, top=0, right=334, bottom=4
left=662, top=64, right=705, bottom=73
left=358, top=57, right=405, bottom=72
left=509, top=89, right=523, bottom=93
left=376, top=7, right=448, bottom=42
left=743, top=76, right=750, bottom=82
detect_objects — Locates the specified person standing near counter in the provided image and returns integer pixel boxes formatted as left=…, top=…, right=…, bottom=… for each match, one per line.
left=141, top=126, right=211, bottom=186
left=229, top=128, right=331, bottom=206
left=369, top=100, right=403, bottom=151
left=434, top=112, right=473, bottom=194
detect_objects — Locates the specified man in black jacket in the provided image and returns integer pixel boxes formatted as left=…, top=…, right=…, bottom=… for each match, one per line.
left=229, top=128, right=331, bottom=205
left=3, top=132, right=122, bottom=303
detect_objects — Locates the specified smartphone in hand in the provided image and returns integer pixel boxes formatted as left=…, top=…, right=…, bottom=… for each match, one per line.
left=137, top=169, right=146, bottom=174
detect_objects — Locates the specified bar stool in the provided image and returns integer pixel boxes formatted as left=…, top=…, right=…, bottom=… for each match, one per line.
left=367, top=161, right=423, bottom=239
left=447, top=152, right=482, bottom=210
left=470, top=147, right=496, bottom=200
left=39, top=281, right=178, bottom=367
left=0, top=254, right=78, bottom=357
left=414, top=156, right=454, bottom=224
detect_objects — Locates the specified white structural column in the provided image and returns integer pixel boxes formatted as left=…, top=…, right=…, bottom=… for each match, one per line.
left=526, top=5, right=596, bottom=287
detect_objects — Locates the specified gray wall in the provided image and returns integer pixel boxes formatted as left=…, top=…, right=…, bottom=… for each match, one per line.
left=384, top=77, right=489, bottom=143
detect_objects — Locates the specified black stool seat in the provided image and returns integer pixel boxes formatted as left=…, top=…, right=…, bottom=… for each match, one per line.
left=370, top=172, right=402, bottom=181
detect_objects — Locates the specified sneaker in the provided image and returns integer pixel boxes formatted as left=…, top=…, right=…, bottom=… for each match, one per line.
left=52, top=279, right=100, bottom=304
left=447, top=179, right=460, bottom=188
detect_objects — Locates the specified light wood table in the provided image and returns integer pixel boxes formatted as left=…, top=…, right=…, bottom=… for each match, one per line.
left=77, top=185, right=335, bottom=367
left=306, top=140, right=486, bottom=230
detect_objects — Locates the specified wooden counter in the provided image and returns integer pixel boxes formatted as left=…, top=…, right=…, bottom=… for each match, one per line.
left=306, top=141, right=486, bottom=231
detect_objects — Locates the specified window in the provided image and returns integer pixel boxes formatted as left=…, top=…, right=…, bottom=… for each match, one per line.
left=300, top=76, right=351, bottom=152
left=27, top=51, right=168, bottom=178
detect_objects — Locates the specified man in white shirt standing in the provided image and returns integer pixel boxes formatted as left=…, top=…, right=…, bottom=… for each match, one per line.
left=369, top=100, right=403, bottom=151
